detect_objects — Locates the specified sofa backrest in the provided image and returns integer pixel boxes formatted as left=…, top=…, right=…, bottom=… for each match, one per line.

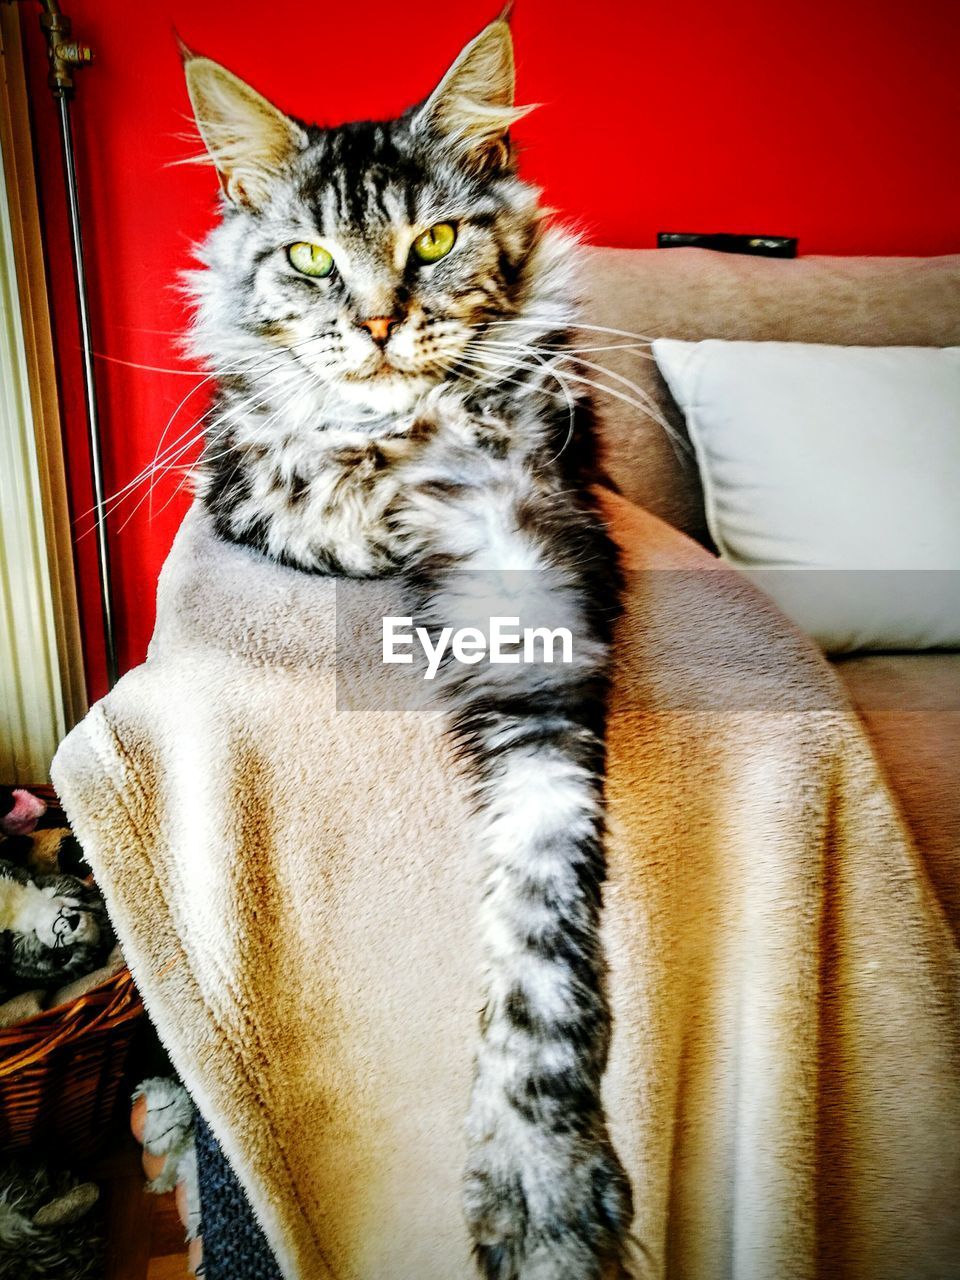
left=578, top=247, right=960, bottom=542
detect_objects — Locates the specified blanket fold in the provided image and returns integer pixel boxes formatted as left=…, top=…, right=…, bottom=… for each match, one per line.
left=52, top=491, right=960, bottom=1280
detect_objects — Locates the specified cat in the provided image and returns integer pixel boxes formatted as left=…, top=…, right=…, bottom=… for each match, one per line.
left=183, top=17, right=634, bottom=1279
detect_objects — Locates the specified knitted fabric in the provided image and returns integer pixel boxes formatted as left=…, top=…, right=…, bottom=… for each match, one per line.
left=195, top=1112, right=282, bottom=1280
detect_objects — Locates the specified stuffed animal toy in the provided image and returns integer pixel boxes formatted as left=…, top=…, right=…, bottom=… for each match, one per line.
left=131, top=1077, right=203, bottom=1274
left=0, top=788, right=45, bottom=837
left=0, top=790, right=89, bottom=883
left=0, top=859, right=112, bottom=992
left=0, top=1159, right=103, bottom=1279
left=0, top=828, right=89, bottom=880
left=131, top=1077, right=196, bottom=1194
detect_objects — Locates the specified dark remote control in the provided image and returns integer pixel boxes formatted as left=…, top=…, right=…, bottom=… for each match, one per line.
left=658, top=232, right=798, bottom=258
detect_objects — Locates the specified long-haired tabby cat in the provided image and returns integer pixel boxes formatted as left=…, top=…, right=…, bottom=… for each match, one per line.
left=183, top=16, right=634, bottom=1278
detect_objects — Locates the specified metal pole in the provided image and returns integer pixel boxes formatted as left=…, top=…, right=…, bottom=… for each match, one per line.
left=54, top=90, right=118, bottom=687
left=31, top=0, right=119, bottom=688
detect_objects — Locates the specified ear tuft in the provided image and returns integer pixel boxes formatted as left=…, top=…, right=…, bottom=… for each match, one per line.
left=173, top=29, right=196, bottom=65
left=183, top=55, right=307, bottom=208
left=417, top=20, right=534, bottom=174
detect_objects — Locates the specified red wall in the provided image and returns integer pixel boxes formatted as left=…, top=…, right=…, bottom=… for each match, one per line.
left=22, top=0, right=960, bottom=698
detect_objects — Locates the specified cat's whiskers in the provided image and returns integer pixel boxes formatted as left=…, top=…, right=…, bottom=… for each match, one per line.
left=96, top=331, right=684, bottom=540
left=456, top=314, right=688, bottom=453
left=80, top=363, right=294, bottom=536
left=92, top=405, right=251, bottom=539
left=88, top=350, right=293, bottom=521
left=485, top=317, right=660, bottom=345
left=88, top=333, right=369, bottom=533
left=455, top=343, right=689, bottom=463
left=146, top=367, right=263, bottom=520
left=76, top=411, right=218, bottom=534
left=486, top=338, right=659, bottom=361
left=467, top=335, right=690, bottom=458
left=146, top=358, right=389, bottom=526
left=93, top=351, right=201, bottom=376
left=83, top=374, right=278, bottom=532
left=171, top=376, right=339, bottom=528
left=445, top=346, right=580, bottom=465
left=486, top=343, right=577, bottom=463
left=110, top=374, right=314, bottom=538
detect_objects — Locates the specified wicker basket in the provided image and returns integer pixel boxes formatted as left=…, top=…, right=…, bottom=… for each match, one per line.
left=0, top=791, right=146, bottom=1159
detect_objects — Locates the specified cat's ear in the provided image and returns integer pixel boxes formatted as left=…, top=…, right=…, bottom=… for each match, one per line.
left=415, top=19, right=533, bottom=173
left=181, top=46, right=307, bottom=209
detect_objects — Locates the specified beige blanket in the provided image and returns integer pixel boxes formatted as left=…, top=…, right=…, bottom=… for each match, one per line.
left=52, top=490, right=960, bottom=1280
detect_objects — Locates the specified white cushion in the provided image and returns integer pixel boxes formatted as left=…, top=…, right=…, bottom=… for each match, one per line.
left=652, top=339, right=960, bottom=652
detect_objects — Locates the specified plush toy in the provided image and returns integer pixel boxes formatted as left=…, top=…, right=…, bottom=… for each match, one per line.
left=0, top=987, right=45, bottom=1029
left=0, top=827, right=89, bottom=880
left=0, top=1159, right=103, bottom=1279
left=0, top=788, right=89, bottom=878
left=131, top=1077, right=203, bottom=1274
left=0, top=859, right=112, bottom=992
left=0, top=787, right=46, bottom=838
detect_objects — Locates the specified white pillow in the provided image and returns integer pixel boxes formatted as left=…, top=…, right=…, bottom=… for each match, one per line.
left=652, top=339, right=960, bottom=652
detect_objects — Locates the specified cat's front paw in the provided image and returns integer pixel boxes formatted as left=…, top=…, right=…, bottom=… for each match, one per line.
left=464, top=1126, right=633, bottom=1280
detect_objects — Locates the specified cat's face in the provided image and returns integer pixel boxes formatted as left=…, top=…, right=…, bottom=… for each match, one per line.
left=186, top=21, right=541, bottom=416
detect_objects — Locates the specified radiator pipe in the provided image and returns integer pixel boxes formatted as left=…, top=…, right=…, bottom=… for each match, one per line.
left=34, top=0, right=119, bottom=689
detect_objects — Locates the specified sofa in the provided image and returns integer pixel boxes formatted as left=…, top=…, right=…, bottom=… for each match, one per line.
left=584, top=246, right=960, bottom=934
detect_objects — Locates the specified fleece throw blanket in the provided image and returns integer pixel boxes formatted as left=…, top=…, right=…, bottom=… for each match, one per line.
left=52, top=490, right=960, bottom=1280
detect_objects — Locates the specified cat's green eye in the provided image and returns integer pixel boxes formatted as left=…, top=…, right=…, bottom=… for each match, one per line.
left=412, top=223, right=456, bottom=264
left=287, top=242, right=335, bottom=278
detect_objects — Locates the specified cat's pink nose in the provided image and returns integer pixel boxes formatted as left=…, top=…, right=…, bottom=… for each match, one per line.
left=357, top=315, right=401, bottom=347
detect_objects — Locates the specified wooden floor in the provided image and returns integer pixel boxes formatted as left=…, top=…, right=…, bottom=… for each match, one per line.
left=86, top=1134, right=191, bottom=1280
left=145, top=1203, right=192, bottom=1280
left=145, top=1194, right=191, bottom=1280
